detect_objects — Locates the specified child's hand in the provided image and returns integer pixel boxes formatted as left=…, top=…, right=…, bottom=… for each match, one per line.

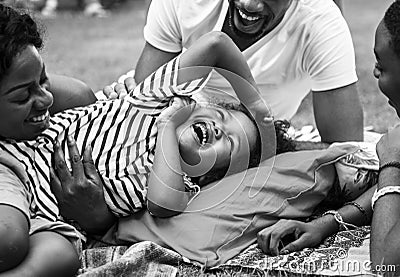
left=157, top=96, right=196, bottom=128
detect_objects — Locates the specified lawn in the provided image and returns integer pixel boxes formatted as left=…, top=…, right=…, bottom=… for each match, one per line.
left=37, top=0, right=398, bottom=133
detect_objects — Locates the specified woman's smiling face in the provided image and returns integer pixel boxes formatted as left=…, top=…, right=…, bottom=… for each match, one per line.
left=373, top=21, right=400, bottom=116
left=230, top=0, right=292, bottom=36
left=0, top=45, right=53, bottom=140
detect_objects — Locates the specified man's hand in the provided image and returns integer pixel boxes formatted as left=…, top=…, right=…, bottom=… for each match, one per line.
left=50, top=136, right=115, bottom=234
left=102, top=76, right=136, bottom=100
left=257, top=219, right=324, bottom=255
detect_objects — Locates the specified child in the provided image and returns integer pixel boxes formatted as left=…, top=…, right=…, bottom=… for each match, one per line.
left=0, top=4, right=294, bottom=275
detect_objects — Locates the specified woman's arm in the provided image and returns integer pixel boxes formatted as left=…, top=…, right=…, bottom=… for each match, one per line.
left=371, top=127, right=400, bottom=273
left=1, top=231, right=79, bottom=277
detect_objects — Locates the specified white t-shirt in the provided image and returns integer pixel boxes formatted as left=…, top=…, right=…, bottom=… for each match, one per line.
left=144, top=0, right=358, bottom=120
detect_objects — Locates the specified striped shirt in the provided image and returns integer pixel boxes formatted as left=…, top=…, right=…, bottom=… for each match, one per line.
left=0, top=56, right=208, bottom=221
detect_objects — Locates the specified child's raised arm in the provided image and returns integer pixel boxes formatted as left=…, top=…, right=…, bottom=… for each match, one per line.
left=177, top=31, right=270, bottom=118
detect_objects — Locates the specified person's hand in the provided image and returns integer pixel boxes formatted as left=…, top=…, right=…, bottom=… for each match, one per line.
left=50, top=136, right=115, bottom=234
left=257, top=219, right=324, bottom=256
left=377, top=124, right=400, bottom=164
left=156, top=96, right=196, bottom=128
left=102, top=77, right=136, bottom=100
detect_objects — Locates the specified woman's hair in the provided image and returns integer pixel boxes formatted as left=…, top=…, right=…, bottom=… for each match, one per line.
left=0, top=4, right=43, bottom=81
left=384, top=0, right=400, bottom=58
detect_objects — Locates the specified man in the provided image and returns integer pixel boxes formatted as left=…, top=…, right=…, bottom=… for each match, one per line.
left=133, top=0, right=363, bottom=143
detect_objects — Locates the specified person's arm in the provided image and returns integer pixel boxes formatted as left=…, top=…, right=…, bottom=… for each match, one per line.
left=147, top=32, right=267, bottom=216
left=178, top=31, right=272, bottom=122
left=1, top=231, right=79, bottom=277
left=371, top=127, right=400, bottom=273
left=134, top=42, right=180, bottom=84
left=258, top=185, right=374, bottom=255
left=312, top=83, right=364, bottom=143
left=147, top=97, right=195, bottom=217
left=48, top=74, right=97, bottom=114
left=0, top=206, right=78, bottom=276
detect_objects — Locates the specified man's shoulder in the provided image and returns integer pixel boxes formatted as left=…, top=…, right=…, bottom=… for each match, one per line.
left=289, top=0, right=346, bottom=29
left=278, top=0, right=350, bottom=46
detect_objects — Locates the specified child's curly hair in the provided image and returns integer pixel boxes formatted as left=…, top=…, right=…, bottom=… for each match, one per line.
left=0, top=4, right=43, bottom=81
left=384, top=0, right=400, bottom=58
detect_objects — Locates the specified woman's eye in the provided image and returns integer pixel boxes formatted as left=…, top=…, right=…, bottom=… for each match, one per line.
left=14, top=94, right=29, bottom=104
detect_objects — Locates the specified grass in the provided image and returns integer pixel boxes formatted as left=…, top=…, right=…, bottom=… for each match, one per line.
left=36, top=0, right=399, bottom=133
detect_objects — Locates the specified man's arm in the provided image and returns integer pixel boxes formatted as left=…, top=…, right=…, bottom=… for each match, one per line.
left=48, top=74, right=97, bottom=114
left=134, top=42, right=180, bottom=84
left=312, top=83, right=364, bottom=143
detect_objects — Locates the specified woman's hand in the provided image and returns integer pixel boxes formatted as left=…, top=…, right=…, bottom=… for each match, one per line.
left=50, top=136, right=115, bottom=234
left=257, top=219, right=325, bottom=256
left=156, top=96, right=196, bottom=127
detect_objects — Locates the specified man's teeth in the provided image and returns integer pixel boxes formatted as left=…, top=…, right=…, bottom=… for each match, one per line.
left=31, top=112, right=48, bottom=122
left=238, top=9, right=260, bottom=21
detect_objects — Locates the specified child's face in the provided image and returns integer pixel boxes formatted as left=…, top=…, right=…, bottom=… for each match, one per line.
left=176, top=105, right=258, bottom=176
left=374, top=21, right=400, bottom=116
left=0, top=45, right=53, bottom=140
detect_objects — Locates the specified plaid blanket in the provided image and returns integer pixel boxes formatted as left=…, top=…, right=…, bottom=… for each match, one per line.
left=79, top=227, right=371, bottom=276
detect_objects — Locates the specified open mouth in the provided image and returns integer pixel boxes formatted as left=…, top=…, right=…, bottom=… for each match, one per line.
left=192, top=122, right=209, bottom=146
left=232, top=7, right=267, bottom=35
left=238, top=9, right=262, bottom=22
left=27, top=111, right=49, bottom=123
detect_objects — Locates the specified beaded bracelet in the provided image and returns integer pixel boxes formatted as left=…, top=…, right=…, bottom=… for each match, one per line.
left=343, top=201, right=369, bottom=223
left=371, top=186, right=400, bottom=210
left=379, top=161, right=400, bottom=174
left=322, top=210, right=358, bottom=231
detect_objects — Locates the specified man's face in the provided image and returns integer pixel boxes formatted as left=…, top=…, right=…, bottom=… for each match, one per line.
left=373, top=21, right=400, bottom=117
left=230, top=0, right=292, bottom=36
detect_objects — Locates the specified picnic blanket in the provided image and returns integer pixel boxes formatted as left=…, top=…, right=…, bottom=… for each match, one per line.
left=79, top=227, right=371, bottom=276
